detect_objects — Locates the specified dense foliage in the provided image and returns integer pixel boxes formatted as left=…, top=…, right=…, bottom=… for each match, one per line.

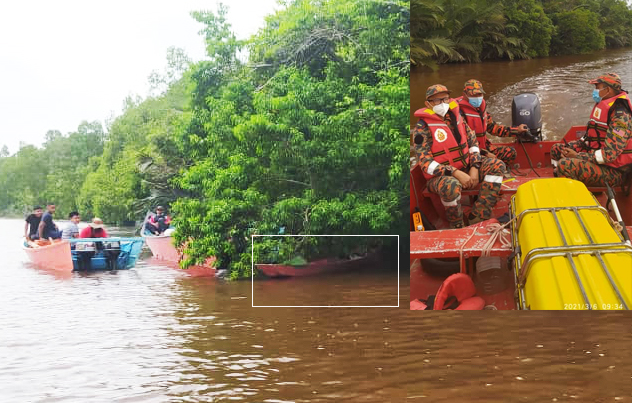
left=411, top=0, right=632, bottom=69
left=0, top=123, right=105, bottom=218
left=0, top=0, right=409, bottom=279
left=173, top=0, right=409, bottom=279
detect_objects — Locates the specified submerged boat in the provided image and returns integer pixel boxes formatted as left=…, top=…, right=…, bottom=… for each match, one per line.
left=23, top=237, right=145, bottom=273
left=410, top=94, right=632, bottom=310
left=257, top=253, right=376, bottom=278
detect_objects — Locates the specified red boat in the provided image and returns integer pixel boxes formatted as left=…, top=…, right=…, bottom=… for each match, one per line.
left=257, top=253, right=375, bottom=277
left=410, top=124, right=632, bottom=310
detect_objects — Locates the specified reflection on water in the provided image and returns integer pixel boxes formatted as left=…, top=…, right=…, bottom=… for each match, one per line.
left=411, top=48, right=632, bottom=140
left=2, top=218, right=631, bottom=401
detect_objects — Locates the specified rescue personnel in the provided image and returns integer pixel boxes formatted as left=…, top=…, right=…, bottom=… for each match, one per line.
left=412, top=84, right=506, bottom=229
left=457, top=79, right=532, bottom=169
left=551, top=73, right=632, bottom=187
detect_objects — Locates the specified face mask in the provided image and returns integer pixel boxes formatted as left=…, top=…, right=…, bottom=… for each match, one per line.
left=468, top=96, right=483, bottom=108
left=592, top=89, right=602, bottom=103
left=432, top=102, right=450, bottom=117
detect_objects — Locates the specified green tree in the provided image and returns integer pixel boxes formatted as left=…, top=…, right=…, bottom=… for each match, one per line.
left=598, top=0, right=632, bottom=48
left=410, top=0, right=463, bottom=69
left=173, top=0, right=409, bottom=279
left=504, top=0, right=554, bottom=57
left=550, top=8, right=606, bottom=55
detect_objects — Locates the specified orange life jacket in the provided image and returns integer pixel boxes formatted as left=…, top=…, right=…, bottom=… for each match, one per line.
left=414, top=100, right=471, bottom=179
left=409, top=273, right=485, bottom=310
left=457, top=96, right=488, bottom=149
left=583, top=92, right=632, bottom=169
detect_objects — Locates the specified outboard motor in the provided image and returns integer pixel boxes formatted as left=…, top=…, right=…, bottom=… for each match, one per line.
left=512, top=93, right=542, bottom=142
left=103, top=241, right=122, bottom=270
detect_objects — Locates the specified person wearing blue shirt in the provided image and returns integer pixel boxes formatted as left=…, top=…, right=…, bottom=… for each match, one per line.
left=38, top=203, right=62, bottom=240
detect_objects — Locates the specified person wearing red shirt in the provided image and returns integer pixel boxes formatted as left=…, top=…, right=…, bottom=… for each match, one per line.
left=78, top=217, right=122, bottom=270
left=79, top=217, right=109, bottom=238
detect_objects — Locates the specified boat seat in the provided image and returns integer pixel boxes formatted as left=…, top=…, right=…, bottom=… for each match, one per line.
left=410, top=219, right=513, bottom=261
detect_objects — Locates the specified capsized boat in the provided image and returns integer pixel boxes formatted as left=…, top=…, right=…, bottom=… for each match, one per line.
left=23, top=237, right=145, bottom=273
left=410, top=95, right=632, bottom=310
left=257, top=253, right=377, bottom=277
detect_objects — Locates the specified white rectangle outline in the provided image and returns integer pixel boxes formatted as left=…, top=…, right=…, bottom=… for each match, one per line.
left=251, top=234, right=399, bottom=308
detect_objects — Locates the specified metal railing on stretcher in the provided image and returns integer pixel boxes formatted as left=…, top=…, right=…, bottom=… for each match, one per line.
left=509, top=200, right=631, bottom=310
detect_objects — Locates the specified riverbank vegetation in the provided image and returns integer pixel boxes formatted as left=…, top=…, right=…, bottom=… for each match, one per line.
left=0, top=0, right=409, bottom=279
left=411, top=0, right=632, bottom=69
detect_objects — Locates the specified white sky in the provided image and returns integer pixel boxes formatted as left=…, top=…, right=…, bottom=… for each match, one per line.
left=0, top=0, right=280, bottom=154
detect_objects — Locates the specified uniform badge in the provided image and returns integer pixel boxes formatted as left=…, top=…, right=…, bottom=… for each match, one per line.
left=593, top=108, right=601, bottom=120
left=435, top=129, right=447, bottom=143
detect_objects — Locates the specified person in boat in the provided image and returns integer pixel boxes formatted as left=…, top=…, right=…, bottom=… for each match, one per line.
left=412, top=84, right=506, bottom=228
left=24, top=205, right=43, bottom=240
left=61, top=211, right=81, bottom=240
left=79, top=217, right=109, bottom=238
left=79, top=218, right=120, bottom=270
left=456, top=79, right=533, bottom=169
left=38, top=203, right=62, bottom=240
left=551, top=73, right=632, bottom=187
left=146, top=206, right=172, bottom=235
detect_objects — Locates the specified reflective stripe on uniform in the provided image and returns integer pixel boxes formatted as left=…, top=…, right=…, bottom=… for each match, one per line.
left=588, top=119, right=608, bottom=127
left=483, top=175, right=503, bottom=184
left=469, top=146, right=480, bottom=154
left=441, top=195, right=461, bottom=207
left=595, top=149, right=604, bottom=164
left=427, top=161, right=440, bottom=175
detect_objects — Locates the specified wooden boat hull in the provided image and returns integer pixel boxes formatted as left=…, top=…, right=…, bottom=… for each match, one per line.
left=184, top=262, right=217, bottom=277
left=257, top=254, right=373, bottom=277
left=143, top=235, right=180, bottom=262
left=23, top=240, right=73, bottom=272
left=143, top=235, right=217, bottom=277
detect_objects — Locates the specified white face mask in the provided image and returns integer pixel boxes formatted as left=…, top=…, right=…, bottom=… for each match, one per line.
left=432, top=102, right=450, bottom=117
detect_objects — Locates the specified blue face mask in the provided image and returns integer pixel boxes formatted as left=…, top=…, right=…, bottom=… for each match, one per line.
left=468, top=96, right=483, bottom=108
left=592, top=89, right=602, bottom=103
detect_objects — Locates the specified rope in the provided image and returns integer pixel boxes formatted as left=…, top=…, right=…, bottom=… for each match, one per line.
left=612, top=220, right=623, bottom=233
left=458, top=226, right=480, bottom=272
left=457, top=217, right=517, bottom=271
left=481, top=220, right=514, bottom=256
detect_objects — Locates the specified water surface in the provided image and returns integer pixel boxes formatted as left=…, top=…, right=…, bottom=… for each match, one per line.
left=2, top=218, right=631, bottom=401
left=411, top=48, right=632, bottom=140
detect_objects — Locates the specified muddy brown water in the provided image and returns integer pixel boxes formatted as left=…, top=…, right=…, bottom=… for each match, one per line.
left=411, top=48, right=632, bottom=141
left=2, top=218, right=631, bottom=401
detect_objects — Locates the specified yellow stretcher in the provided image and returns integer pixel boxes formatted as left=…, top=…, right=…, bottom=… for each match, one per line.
left=511, top=178, right=632, bottom=310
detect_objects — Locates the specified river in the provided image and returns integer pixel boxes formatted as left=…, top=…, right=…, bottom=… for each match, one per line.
left=411, top=48, right=632, bottom=140
left=2, top=218, right=631, bottom=401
